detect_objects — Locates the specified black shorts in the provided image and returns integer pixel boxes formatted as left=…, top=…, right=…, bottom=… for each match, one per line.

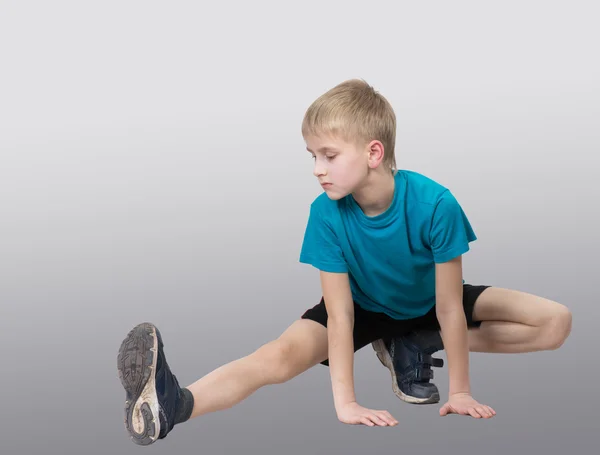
left=301, top=284, right=491, bottom=366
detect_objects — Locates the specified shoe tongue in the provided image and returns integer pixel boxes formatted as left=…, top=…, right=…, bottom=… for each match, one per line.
left=408, top=331, right=443, bottom=353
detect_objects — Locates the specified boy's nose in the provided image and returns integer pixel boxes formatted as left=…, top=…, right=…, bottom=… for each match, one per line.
left=313, top=162, right=326, bottom=177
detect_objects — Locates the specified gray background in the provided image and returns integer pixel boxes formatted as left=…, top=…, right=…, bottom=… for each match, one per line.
left=1, top=1, right=598, bottom=453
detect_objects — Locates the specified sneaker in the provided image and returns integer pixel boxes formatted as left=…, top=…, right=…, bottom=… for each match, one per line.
left=117, top=322, right=193, bottom=445
left=372, top=330, right=444, bottom=404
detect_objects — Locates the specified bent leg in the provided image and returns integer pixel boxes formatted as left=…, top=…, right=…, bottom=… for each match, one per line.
left=186, top=319, right=329, bottom=419
left=469, top=287, right=572, bottom=353
left=368, top=286, right=572, bottom=406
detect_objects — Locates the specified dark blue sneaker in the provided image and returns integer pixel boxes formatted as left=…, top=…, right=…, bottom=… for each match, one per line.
left=117, top=322, right=194, bottom=445
left=372, top=330, right=444, bottom=404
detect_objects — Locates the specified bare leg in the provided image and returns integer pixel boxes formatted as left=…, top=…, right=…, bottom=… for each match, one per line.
left=370, top=287, right=572, bottom=406
left=468, top=287, right=572, bottom=353
left=186, top=319, right=329, bottom=418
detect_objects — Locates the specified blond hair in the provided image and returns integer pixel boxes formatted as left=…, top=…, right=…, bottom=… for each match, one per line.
left=302, top=79, right=397, bottom=173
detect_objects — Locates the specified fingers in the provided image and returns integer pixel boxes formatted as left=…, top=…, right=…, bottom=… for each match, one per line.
left=467, top=407, right=481, bottom=419
left=468, top=405, right=496, bottom=419
left=440, top=403, right=472, bottom=417
left=385, top=411, right=399, bottom=426
left=369, top=413, right=388, bottom=426
left=439, top=401, right=497, bottom=419
left=339, top=403, right=398, bottom=427
left=357, top=410, right=398, bottom=427
left=375, top=410, right=398, bottom=426
left=478, top=405, right=496, bottom=418
left=360, top=417, right=375, bottom=427
left=365, top=410, right=396, bottom=426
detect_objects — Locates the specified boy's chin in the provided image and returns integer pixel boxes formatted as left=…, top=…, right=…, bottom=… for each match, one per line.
left=323, top=188, right=348, bottom=200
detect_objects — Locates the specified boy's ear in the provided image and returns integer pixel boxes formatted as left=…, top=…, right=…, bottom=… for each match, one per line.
left=367, top=140, right=385, bottom=168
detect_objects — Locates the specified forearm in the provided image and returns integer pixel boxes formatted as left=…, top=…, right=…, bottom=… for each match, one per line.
left=327, top=314, right=356, bottom=410
left=436, top=306, right=471, bottom=395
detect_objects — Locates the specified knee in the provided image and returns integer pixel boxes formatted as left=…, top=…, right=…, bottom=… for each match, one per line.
left=254, top=339, right=297, bottom=384
left=544, top=304, right=572, bottom=350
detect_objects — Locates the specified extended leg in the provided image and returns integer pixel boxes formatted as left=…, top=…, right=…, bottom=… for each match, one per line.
left=117, top=319, right=328, bottom=445
left=186, top=319, right=329, bottom=418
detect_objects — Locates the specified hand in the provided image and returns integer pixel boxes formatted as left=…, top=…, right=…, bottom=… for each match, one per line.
left=439, top=392, right=496, bottom=419
left=336, top=401, right=398, bottom=427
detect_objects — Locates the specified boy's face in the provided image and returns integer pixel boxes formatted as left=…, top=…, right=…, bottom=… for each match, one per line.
left=305, top=133, right=369, bottom=200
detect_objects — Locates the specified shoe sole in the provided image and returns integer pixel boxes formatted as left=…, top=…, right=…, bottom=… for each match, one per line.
left=117, top=322, right=161, bottom=445
left=371, top=339, right=440, bottom=404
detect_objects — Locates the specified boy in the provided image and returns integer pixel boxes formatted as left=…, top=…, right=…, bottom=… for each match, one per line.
left=116, top=79, right=572, bottom=445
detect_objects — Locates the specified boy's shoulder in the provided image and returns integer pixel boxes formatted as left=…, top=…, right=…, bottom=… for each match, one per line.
left=399, top=169, right=451, bottom=206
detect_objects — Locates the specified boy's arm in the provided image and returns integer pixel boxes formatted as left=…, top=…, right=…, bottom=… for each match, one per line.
left=434, top=256, right=471, bottom=396
left=435, top=256, right=495, bottom=418
left=320, top=271, right=356, bottom=408
left=320, top=271, right=397, bottom=427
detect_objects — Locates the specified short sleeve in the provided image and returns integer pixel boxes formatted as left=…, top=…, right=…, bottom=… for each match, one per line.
left=299, top=203, right=348, bottom=273
left=429, top=190, right=477, bottom=263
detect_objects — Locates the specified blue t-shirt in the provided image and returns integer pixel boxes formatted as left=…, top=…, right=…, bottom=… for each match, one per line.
left=299, top=170, right=477, bottom=320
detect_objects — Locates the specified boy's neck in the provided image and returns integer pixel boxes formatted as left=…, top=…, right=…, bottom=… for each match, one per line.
left=351, top=170, right=396, bottom=217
